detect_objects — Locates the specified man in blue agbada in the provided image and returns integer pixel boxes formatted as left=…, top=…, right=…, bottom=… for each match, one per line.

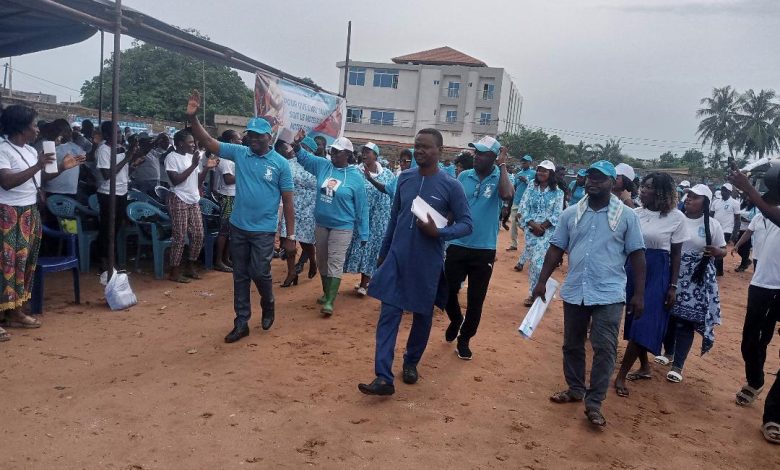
left=358, top=129, right=472, bottom=396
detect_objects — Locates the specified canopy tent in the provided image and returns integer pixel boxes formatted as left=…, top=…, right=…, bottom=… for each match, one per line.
left=0, top=0, right=332, bottom=93
left=0, top=0, right=334, bottom=282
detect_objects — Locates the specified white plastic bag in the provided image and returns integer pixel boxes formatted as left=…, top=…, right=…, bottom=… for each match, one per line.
left=518, top=277, right=560, bottom=339
left=103, top=270, right=138, bottom=310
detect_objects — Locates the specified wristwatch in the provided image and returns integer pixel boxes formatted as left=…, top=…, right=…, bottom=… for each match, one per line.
left=287, top=234, right=296, bottom=241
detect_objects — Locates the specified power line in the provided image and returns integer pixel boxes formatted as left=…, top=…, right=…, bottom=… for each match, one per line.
left=6, top=66, right=82, bottom=93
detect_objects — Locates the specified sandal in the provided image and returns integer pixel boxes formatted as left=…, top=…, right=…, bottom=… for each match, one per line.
left=523, top=297, right=534, bottom=307
left=626, top=371, right=652, bottom=381
left=762, top=422, right=780, bottom=444
left=213, top=263, right=233, bottom=273
left=615, top=383, right=630, bottom=398
left=2, top=314, right=42, bottom=329
left=736, top=384, right=763, bottom=406
left=585, top=409, right=607, bottom=427
left=550, top=390, right=583, bottom=404
left=0, top=327, right=9, bottom=342
left=654, top=355, right=672, bottom=366
left=666, top=370, right=683, bottom=383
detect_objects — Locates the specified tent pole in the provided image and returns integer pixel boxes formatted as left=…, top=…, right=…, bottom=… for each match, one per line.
left=98, top=29, right=104, bottom=124
left=107, top=0, right=122, bottom=281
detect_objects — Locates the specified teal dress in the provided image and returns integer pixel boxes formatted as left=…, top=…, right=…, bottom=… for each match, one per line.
left=344, top=165, right=394, bottom=277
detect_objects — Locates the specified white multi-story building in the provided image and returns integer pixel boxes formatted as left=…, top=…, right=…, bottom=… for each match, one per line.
left=337, top=46, right=523, bottom=148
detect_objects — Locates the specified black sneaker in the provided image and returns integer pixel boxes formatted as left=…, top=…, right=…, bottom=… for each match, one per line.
left=261, top=310, right=275, bottom=330
left=358, top=378, right=395, bottom=396
left=445, top=321, right=460, bottom=343
left=456, top=339, right=472, bottom=360
left=224, top=325, right=249, bottom=343
left=402, top=363, right=418, bottom=384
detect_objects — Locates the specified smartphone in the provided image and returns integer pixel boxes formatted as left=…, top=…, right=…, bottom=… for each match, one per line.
left=727, top=157, right=738, bottom=171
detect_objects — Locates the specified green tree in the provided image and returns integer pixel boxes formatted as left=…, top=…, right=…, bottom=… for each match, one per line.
left=592, top=139, right=623, bottom=162
left=680, top=148, right=706, bottom=168
left=80, top=40, right=253, bottom=124
left=734, top=88, right=780, bottom=159
left=658, top=151, right=678, bottom=168
left=566, top=140, right=592, bottom=164
left=696, top=86, right=741, bottom=157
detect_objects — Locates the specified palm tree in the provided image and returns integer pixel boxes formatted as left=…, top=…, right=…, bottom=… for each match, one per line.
left=734, top=89, right=780, bottom=159
left=566, top=140, right=592, bottom=163
left=696, top=86, right=741, bottom=157
left=592, top=139, right=623, bottom=162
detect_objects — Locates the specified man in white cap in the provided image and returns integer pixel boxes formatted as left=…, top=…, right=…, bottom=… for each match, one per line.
left=710, top=182, right=741, bottom=276
left=614, top=163, right=636, bottom=207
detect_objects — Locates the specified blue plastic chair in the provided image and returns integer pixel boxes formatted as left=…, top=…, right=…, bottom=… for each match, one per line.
left=155, top=185, right=172, bottom=203
left=129, top=188, right=167, bottom=212
left=199, top=197, right=221, bottom=270
left=46, top=194, right=99, bottom=273
left=31, top=226, right=80, bottom=315
left=126, top=201, right=174, bottom=279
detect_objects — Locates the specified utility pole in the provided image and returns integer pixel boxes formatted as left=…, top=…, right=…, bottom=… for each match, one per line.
left=202, top=61, right=206, bottom=124
left=8, top=57, right=12, bottom=97
left=342, top=21, right=351, bottom=99
left=2, top=63, right=7, bottom=94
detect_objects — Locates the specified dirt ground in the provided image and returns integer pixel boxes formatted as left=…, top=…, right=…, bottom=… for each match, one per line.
left=2, top=230, right=779, bottom=469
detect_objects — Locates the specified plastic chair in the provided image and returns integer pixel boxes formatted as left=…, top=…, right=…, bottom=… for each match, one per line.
left=126, top=201, right=174, bottom=279
left=129, top=188, right=167, bottom=212
left=88, top=194, right=99, bottom=212
left=199, top=197, right=221, bottom=270
left=46, top=194, right=99, bottom=273
left=31, top=226, right=80, bottom=314
left=155, top=185, right=171, bottom=203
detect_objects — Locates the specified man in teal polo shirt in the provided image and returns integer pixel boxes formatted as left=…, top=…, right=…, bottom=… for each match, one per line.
left=508, top=155, right=535, bottom=253
left=186, top=90, right=295, bottom=343
left=444, top=136, right=514, bottom=359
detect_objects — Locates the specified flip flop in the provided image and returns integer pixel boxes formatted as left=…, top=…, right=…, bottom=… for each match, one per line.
left=213, top=264, right=233, bottom=273
left=615, top=383, right=630, bottom=398
left=666, top=370, right=683, bottom=383
left=585, top=409, right=607, bottom=427
left=2, top=315, right=41, bottom=329
left=626, top=371, right=652, bottom=381
left=762, top=422, right=780, bottom=444
left=0, top=327, right=10, bottom=342
left=549, top=390, right=583, bottom=404
left=736, top=384, right=763, bottom=406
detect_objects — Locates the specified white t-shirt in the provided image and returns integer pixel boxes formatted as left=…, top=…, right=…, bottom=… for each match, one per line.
left=750, top=211, right=780, bottom=289
left=97, top=143, right=129, bottom=196
left=680, top=215, right=726, bottom=253
left=711, top=197, right=740, bottom=234
left=748, top=211, right=775, bottom=264
left=213, top=159, right=236, bottom=197
left=165, top=152, right=202, bottom=204
left=634, top=207, right=689, bottom=251
left=0, top=141, right=42, bottom=206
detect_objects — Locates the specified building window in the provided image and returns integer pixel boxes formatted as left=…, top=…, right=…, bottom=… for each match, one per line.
left=373, top=69, right=399, bottom=88
left=447, top=82, right=460, bottom=98
left=348, top=67, right=366, bottom=86
left=433, top=80, right=440, bottom=85
left=482, top=83, right=495, bottom=100
left=346, top=107, right=363, bottom=124
left=370, top=111, right=395, bottom=126
left=445, top=110, right=457, bottom=123
left=479, top=112, right=492, bottom=125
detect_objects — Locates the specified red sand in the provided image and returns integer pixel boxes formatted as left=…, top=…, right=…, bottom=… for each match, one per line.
left=2, top=230, right=779, bottom=469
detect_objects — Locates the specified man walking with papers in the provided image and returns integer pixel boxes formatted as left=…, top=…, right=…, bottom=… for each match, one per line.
left=444, top=137, right=514, bottom=360
left=358, top=129, right=472, bottom=396
left=530, top=160, right=646, bottom=427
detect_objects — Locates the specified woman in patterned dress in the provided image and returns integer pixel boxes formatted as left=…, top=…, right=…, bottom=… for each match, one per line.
left=277, top=138, right=318, bottom=286
left=344, top=143, right=394, bottom=296
left=517, top=160, right=564, bottom=306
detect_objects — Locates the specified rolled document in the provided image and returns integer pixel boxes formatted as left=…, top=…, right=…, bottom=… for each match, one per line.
left=411, top=196, right=448, bottom=228
left=518, top=277, right=560, bottom=339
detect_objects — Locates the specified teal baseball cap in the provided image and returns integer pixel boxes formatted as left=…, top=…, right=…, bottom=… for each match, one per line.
left=246, top=117, right=272, bottom=135
left=468, top=136, right=501, bottom=155
left=521, top=155, right=533, bottom=162
left=577, top=168, right=588, bottom=177
left=301, top=136, right=318, bottom=152
left=588, top=160, right=617, bottom=179
left=363, top=142, right=380, bottom=157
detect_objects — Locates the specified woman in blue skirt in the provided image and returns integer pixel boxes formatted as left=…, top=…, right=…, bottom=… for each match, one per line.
left=614, top=172, right=688, bottom=397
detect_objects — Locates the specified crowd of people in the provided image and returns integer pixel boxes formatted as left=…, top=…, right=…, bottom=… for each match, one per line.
left=0, top=93, right=778, bottom=444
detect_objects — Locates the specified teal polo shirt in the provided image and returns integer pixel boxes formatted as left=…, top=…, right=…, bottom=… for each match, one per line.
left=450, top=166, right=503, bottom=250
left=217, top=142, right=293, bottom=232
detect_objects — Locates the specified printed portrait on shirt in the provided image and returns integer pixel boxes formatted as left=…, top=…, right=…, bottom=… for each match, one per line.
left=320, top=177, right=342, bottom=200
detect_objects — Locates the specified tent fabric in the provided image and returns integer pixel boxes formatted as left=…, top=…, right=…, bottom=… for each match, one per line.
left=0, top=0, right=334, bottom=95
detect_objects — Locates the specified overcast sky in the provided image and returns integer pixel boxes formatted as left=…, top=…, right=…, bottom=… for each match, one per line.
left=4, top=0, right=779, bottom=159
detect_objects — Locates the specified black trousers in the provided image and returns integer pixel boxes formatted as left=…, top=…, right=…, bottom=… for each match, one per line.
left=736, top=230, right=752, bottom=268
left=715, top=232, right=731, bottom=275
left=97, top=193, right=128, bottom=270
left=444, top=244, right=496, bottom=341
left=765, top=369, right=780, bottom=424
left=741, top=285, right=780, bottom=390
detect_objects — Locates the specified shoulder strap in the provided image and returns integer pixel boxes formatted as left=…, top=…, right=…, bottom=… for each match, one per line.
left=1, top=141, right=42, bottom=192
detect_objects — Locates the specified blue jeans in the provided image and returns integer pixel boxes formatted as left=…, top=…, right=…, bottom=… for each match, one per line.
left=374, top=303, right=433, bottom=384
left=562, top=302, right=624, bottom=411
left=229, top=224, right=275, bottom=329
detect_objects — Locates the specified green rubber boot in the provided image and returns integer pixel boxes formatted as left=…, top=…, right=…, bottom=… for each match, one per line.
left=317, top=276, right=330, bottom=304
left=321, top=277, right=341, bottom=316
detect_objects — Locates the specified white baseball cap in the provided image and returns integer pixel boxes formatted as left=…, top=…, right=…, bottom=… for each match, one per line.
left=537, top=160, right=556, bottom=171
left=330, top=137, right=354, bottom=152
left=679, top=180, right=691, bottom=188
left=686, top=184, right=712, bottom=200
left=722, top=183, right=734, bottom=191
left=615, top=163, right=636, bottom=181
left=468, top=136, right=501, bottom=155
left=363, top=142, right=380, bottom=156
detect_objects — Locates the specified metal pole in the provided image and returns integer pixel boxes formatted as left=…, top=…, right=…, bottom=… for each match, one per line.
left=2, top=63, right=7, bottom=94
left=202, top=61, right=206, bottom=124
left=8, top=57, right=12, bottom=97
left=342, top=21, right=351, bottom=98
left=98, top=30, right=104, bottom=123
left=107, top=0, right=122, bottom=280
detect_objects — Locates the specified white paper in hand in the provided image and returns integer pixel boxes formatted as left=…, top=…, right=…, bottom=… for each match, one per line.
left=411, top=196, right=448, bottom=228
left=42, top=140, right=58, bottom=174
left=518, top=277, right=560, bottom=339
